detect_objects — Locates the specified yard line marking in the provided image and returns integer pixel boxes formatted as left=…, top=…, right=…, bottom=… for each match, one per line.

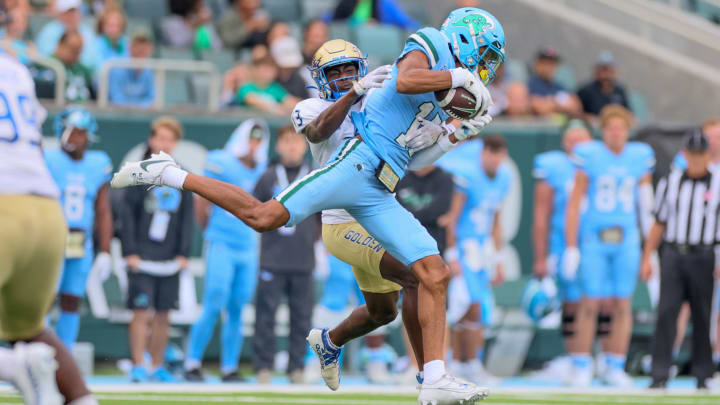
left=94, top=395, right=415, bottom=404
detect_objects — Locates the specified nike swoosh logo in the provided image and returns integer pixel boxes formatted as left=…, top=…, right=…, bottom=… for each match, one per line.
left=140, top=160, right=171, bottom=172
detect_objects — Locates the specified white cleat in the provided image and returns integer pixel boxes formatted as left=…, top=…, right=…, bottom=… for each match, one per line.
left=418, top=374, right=489, bottom=405
left=11, top=342, right=63, bottom=405
left=566, top=365, right=593, bottom=387
left=111, top=151, right=178, bottom=189
left=603, top=368, right=634, bottom=388
left=306, top=328, right=342, bottom=391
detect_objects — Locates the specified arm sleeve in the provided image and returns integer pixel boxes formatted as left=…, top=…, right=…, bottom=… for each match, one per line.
left=119, top=188, right=139, bottom=256
left=407, top=141, right=452, bottom=171
left=177, top=190, right=194, bottom=257
left=252, top=169, right=275, bottom=201
left=411, top=170, right=454, bottom=223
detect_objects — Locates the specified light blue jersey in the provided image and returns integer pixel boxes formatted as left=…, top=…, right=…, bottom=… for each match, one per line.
left=44, top=149, right=112, bottom=237
left=203, top=149, right=266, bottom=250
left=455, top=164, right=512, bottom=244
left=353, top=27, right=453, bottom=178
left=672, top=152, right=687, bottom=171
left=437, top=139, right=483, bottom=178
left=572, top=140, right=654, bottom=299
left=572, top=140, right=654, bottom=237
left=533, top=151, right=576, bottom=253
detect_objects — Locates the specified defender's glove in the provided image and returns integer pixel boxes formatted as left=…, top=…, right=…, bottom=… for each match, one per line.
left=406, top=117, right=455, bottom=154
left=353, top=65, right=392, bottom=96
left=456, top=114, right=493, bottom=140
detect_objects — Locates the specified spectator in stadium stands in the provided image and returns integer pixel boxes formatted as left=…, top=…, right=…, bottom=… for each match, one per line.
left=486, top=66, right=532, bottom=118
left=108, top=27, right=155, bottom=108
left=0, top=6, right=34, bottom=64
left=220, top=63, right=249, bottom=106
left=299, top=20, right=328, bottom=97
left=119, top=116, right=194, bottom=383
left=235, top=55, right=300, bottom=116
left=36, top=0, right=98, bottom=69
left=528, top=47, right=582, bottom=118
left=265, top=21, right=291, bottom=47
left=328, top=0, right=419, bottom=30
left=42, top=29, right=95, bottom=102
left=271, top=36, right=310, bottom=99
left=162, top=0, right=220, bottom=51
left=217, top=0, right=269, bottom=51
left=395, top=164, right=454, bottom=381
left=252, top=126, right=318, bottom=384
left=577, top=51, right=631, bottom=118
left=93, top=7, right=129, bottom=72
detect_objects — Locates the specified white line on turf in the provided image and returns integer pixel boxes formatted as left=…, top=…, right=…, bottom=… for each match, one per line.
left=94, top=395, right=415, bottom=404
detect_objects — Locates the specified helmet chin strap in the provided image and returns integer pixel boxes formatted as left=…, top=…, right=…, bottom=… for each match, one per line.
left=60, top=125, right=76, bottom=152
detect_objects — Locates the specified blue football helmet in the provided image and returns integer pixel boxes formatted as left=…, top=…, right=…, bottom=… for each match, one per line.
left=521, top=277, right=560, bottom=323
left=54, top=106, right=98, bottom=147
left=441, top=7, right=506, bottom=85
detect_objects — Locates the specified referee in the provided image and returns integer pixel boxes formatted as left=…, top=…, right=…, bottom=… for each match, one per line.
left=641, top=131, right=720, bottom=389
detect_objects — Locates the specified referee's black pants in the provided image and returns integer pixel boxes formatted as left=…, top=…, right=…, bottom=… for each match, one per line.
left=651, top=246, right=715, bottom=382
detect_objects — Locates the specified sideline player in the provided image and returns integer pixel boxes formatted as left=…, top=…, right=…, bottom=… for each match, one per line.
left=112, top=7, right=504, bottom=403
left=0, top=1, right=97, bottom=403
left=444, top=135, right=511, bottom=386
left=565, top=105, right=655, bottom=387
left=184, top=119, right=269, bottom=382
left=45, top=107, right=113, bottom=351
left=291, top=39, right=425, bottom=388
left=530, top=120, right=592, bottom=379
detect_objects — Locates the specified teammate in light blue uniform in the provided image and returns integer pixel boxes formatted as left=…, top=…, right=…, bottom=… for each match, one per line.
left=529, top=120, right=592, bottom=380
left=444, top=135, right=510, bottom=384
left=565, top=106, right=655, bottom=387
left=45, top=107, right=113, bottom=350
left=183, top=119, right=269, bottom=382
left=113, top=7, right=506, bottom=402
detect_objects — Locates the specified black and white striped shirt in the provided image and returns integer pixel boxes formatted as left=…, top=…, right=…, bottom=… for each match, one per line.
left=654, top=169, right=720, bottom=245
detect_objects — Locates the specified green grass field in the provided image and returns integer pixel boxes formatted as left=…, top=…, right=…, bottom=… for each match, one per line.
left=1, top=392, right=719, bottom=405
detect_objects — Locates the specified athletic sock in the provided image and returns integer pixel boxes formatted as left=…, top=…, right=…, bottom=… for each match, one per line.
left=67, top=394, right=99, bottom=405
left=56, top=311, right=80, bottom=351
left=325, top=330, right=341, bottom=350
left=606, top=353, right=626, bottom=371
left=0, top=348, right=17, bottom=381
left=424, top=360, right=446, bottom=385
left=570, top=353, right=592, bottom=370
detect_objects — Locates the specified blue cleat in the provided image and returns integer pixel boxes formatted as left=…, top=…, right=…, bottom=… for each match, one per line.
left=130, top=366, right=148, bottom=383
left=306, top=328, right=342, bottom=391
left=150, top=366, right=179, bottom=382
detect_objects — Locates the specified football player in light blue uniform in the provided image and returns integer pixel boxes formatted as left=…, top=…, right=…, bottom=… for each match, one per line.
left=530, top=120, right=592, bottom=379
left=112, top=7, right=505, bottom=403
left=444, top=135, right=511, bottom=385
left=45, top=107, right=113, bottom=351
left=183, top=119, right=269, bottom=382
left=565, top=106, right=655, bottom=387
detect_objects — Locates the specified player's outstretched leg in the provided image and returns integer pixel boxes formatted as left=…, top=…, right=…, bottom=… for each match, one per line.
left=0, top=343, right=63, bottom=405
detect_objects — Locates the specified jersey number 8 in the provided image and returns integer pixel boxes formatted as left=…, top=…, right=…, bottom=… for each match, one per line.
left=595, top=176, right=635, bottom=213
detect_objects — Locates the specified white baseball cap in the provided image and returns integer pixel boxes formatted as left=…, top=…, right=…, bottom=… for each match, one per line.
left=270, top=36, right=303, bottom=69
left=56, top=0, right=82, bottom=13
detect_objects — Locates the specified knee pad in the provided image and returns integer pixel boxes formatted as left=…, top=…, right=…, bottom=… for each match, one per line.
left=597, top=313, right=612, bottom=337
left=561, top=313, right=575, bottom=337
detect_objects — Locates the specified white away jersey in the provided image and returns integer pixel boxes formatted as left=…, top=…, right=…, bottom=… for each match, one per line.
left=291, top=97, right=363, bottom=225
left=0, top=52, right=57, bottom=198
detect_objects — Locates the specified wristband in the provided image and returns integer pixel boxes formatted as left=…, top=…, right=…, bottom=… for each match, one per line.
left=449, top=68, right=467, bottom=89
left=437, top=134, right=455, bottom=152
left=162, top=166, right=189, bottom=190
left=444, top=246, right=459, bottom=262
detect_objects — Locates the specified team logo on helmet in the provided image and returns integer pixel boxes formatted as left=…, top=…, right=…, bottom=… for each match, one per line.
left=453, top=13, right=495, bottom=34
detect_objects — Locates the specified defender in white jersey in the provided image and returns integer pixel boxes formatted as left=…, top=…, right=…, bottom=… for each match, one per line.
left=0, top=3, right=96, bottom=403
left=293, top=39, right=426, bottom=390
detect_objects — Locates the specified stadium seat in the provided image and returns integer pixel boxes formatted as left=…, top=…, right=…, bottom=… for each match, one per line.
left=27, top=14, right=52, bottom=40
left=628, top=89, right=651, bottom=124
left=353, top=24, right=405, bottom=66
left=301, top=0, right=335, bottom=21
left=329, top=22, right=353, bottom=43
left=199, top=50, right=237, bottom=74
left=262, top=0, right=301, bottom=22
left=157, top=46, right=197, bottom=60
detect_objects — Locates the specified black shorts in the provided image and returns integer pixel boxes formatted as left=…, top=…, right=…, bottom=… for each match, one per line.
left=127, top=272, right=179, bottom=311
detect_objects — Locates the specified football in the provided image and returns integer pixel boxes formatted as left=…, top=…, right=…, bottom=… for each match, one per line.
left=435, top=87, right=478, bottom=120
